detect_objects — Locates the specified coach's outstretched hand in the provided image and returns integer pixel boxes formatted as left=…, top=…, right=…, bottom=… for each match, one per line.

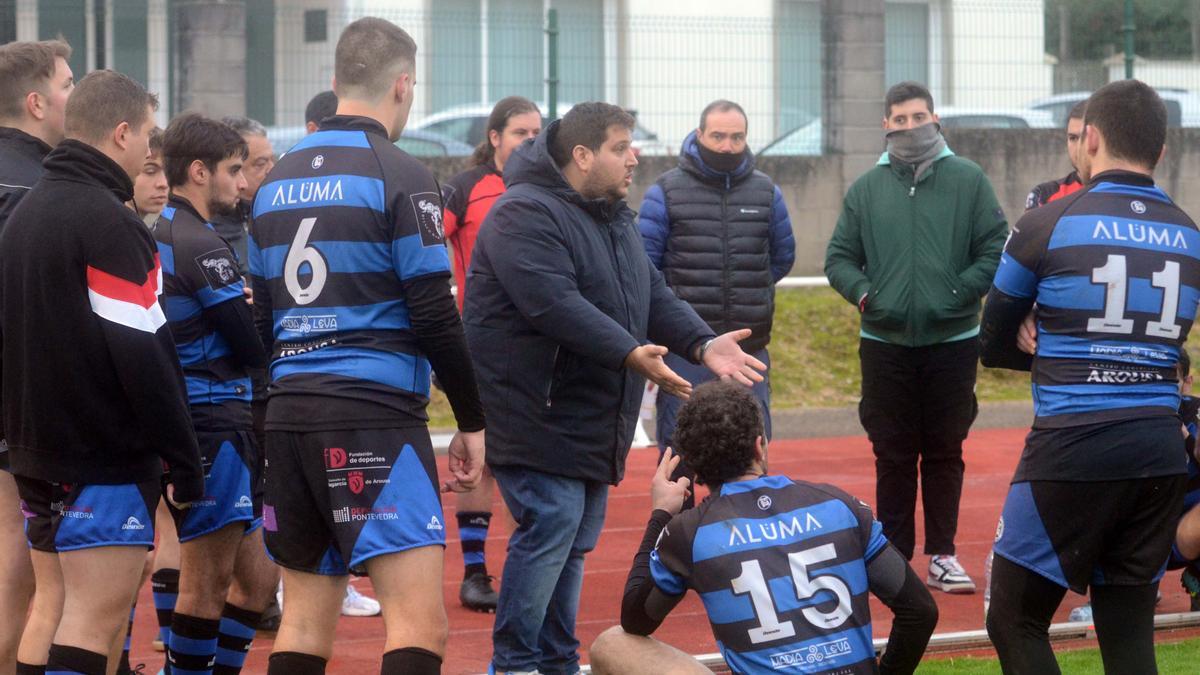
left=443, top=429, right=486, bottom=493
left=651, top=449, right=692, bottom=516
left=702, top=329, right=767, bottom=387
left=625, top=344, right=693, bottom=399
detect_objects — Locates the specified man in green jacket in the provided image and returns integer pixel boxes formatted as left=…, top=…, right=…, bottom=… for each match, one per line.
left=825, top=81, right=1007, bottom=595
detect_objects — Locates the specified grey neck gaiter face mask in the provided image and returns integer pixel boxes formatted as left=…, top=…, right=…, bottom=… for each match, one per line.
left=886, top=122, right=946, bottom=181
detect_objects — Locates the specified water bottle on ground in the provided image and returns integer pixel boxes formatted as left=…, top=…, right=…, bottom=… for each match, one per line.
left=983, top=549, right=993, bottom=623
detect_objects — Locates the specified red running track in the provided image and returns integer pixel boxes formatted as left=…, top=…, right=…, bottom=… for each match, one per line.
left=122, top=427, right=1199, bottom=673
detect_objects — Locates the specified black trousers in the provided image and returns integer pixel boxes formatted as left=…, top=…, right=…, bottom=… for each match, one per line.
left=858, top=336, right=978, bottom=559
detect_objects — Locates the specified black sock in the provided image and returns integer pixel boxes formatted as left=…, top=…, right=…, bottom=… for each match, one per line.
left=16, top=663, right=46, bottom=675
left=381, top=648, right=441, bottom=675
left=212, top=603, right=261, bottom=675
left=152, top=568, right=181, bottom=647
left=456, top=511, right=492, bottom=578
left=267, top=652, right=326, bottom=675
left=46, top=644, right=106, bottom=675
left=167, top=612, right=220, bottom=674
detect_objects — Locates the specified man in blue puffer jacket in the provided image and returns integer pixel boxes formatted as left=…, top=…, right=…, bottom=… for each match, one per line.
left=639, top=100, right=795, bottom=506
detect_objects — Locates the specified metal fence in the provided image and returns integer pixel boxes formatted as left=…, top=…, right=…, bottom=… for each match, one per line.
left=8, top=1, right=1200, bottom=153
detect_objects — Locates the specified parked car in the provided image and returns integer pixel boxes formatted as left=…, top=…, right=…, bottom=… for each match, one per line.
left=758, top=107, right=1056, bottom=156
left=410, top=102, right=672, bottom=156
left=1029, top=88, right=1200, bottom=127
left=265, top=125, right=475, bottom=158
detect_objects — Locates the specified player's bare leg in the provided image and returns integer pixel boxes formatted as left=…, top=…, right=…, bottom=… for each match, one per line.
left=226, top=528, right=279, bottom=612
left=369, top=546, right=448, bottom=654
left=0, top=472, right=34, bottom=672
left=271, top=569, right=347, bottom=660
left=176, top=523, right=243, bottom=619
left=1177, top=505, right=1200, bottom=561
left=15, top=550, right=63, bottom=669
left=54, top=546, right=146, bottom=662
left=588, top=626, right=713, bottom=675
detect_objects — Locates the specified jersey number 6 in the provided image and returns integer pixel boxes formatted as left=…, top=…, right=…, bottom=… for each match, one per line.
left=285, top=217, right=329, bottom=305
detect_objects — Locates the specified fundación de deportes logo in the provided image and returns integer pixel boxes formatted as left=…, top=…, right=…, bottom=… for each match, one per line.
left=324, top=447, right=348, bottom=469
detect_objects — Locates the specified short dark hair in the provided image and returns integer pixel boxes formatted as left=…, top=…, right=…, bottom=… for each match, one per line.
left=1068, top=99, right=1088, bottom=122
left=147, top=126, right=164, bottom=156
left=305, top=90, right=338, bottom=126
left=885, top=81, right=934, bottom=117
left=64, top=70, right=158, bottom=144
left=549, top=102, right=635, bottom=168
left=473, top=96, right=541, bottom=166
left=0, top=39, right=72, bottom=121
left=699, top=99, right=747, bottom=131
left=161, top=113, right=248, bottom=188
left=673, top=381, right=764, bottom=486
left=334, top=18, right=417, bottom=101
left=1083, top=80, right=1166, bottom=171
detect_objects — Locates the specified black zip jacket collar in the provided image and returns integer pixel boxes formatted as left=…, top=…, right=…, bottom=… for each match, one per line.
left=43, top=139, right=134, bottom=202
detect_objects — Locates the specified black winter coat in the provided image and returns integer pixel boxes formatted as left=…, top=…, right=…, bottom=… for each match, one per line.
left=464, top=121, right=714, bottom=484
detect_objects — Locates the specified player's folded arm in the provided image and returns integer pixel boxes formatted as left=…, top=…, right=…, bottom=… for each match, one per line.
left=621, top=509, right=687, bottom=636
left=485, top=202, right=640, bottom=371
left=868, top=544, right=939, bottom=675
left=203, top=297, right=267, bottom=369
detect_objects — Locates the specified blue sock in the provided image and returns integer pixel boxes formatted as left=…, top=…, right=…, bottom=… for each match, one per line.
left=212, top=603, right=260, bottom=674
left=152, top=568, right=180, bottom=647
left=167, top=613, right=219, bottom=675
left=457, top=511, right=491, bottom=577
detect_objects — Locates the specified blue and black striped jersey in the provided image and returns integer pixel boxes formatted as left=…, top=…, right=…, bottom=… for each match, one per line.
left=651, top=476, right=888, bottom=674
left=992, top=171, right=1200, bottom=428
left=155, top=196, right=253, bottom=430
left=248, top=116, right=452, bottom=431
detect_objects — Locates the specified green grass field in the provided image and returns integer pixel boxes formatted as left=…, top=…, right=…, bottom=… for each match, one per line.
left=915, top=637, right=1200, bottom=673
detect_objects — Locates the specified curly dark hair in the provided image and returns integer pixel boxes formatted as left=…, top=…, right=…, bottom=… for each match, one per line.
left=672, top=381, right=764, bottom=486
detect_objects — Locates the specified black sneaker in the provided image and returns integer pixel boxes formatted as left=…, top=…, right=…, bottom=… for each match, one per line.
left=460, top=572, right=499, bottom=613
left=257, top=595, right=282, bottom=632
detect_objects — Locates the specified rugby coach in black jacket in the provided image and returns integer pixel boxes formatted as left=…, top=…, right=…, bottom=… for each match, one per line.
left=464, top=102, right=766, bottom=675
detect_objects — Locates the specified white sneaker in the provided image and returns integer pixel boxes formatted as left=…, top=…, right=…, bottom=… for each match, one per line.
left=928, top=554, right=977, bottom=594
left=342, top=583, right=381, bottom=617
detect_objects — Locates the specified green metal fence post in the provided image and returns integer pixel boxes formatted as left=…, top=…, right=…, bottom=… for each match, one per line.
left=1124, top=0, right=1135, bottom=79
left=546, top=8, right=559, bottom=120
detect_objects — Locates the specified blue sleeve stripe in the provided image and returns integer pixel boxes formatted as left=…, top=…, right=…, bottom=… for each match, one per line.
left=176, top=331, right=231, bottom=366
left=253, top=174, right=386, bottom=218
left=271, top=300, right=411, bottom=340
left=392, top=232, right=451, bottom=280
left=185, top=376, right=251, bottom=405
left=158, top=242, right=176, bottom=276
left=288, top=130, right=370, bottom=152
left=1088, top=182, right=1173, bottom=204
left=159, top=206, right=177, bottom=221
left=865, top=521, right=888, bottom=560
left=691, top=499, right=858, bottom=563
left=1047, top=214, right=1200, bottom=255
left=270, top=346, right=430, bottom=396
left=1036, top=332, right=1179, bottom=366
left=1034, top=383, right=1179, bottom=417
left=254, top=240, right=392, bottom=280
left=196, top=281, right=246, bottom=309
left=1038, top=274, right=1200, bottom=318
left=993, top=252, right=1038, bottom=299
left=247, top=235, right=263, bottom=277
left=649, top=550, right=686, bottom=596
left=163, top=293, right=202, bottom=322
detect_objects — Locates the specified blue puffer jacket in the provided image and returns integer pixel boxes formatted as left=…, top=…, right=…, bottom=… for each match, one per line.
left=463, top=121, right=713, bottom=484
left=639, top=132, right=795, bottom=353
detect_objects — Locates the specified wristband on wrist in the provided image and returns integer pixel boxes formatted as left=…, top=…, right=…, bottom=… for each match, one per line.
left=698, top=337, right=716, bottom=362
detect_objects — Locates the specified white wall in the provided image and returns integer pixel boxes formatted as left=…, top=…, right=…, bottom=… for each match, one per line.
left=1108, top=58, right=1200, bottom=91
left=620, top=0, right=778, bottom=151
left=943, top=0, right=1052, bottom=107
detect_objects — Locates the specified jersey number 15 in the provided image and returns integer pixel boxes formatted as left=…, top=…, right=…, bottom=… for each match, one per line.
left=730, top=542, right=853, bottom=645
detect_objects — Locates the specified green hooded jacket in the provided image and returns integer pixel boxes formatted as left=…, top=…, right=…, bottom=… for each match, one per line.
left=824, top=147, right=1008, bottom=347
